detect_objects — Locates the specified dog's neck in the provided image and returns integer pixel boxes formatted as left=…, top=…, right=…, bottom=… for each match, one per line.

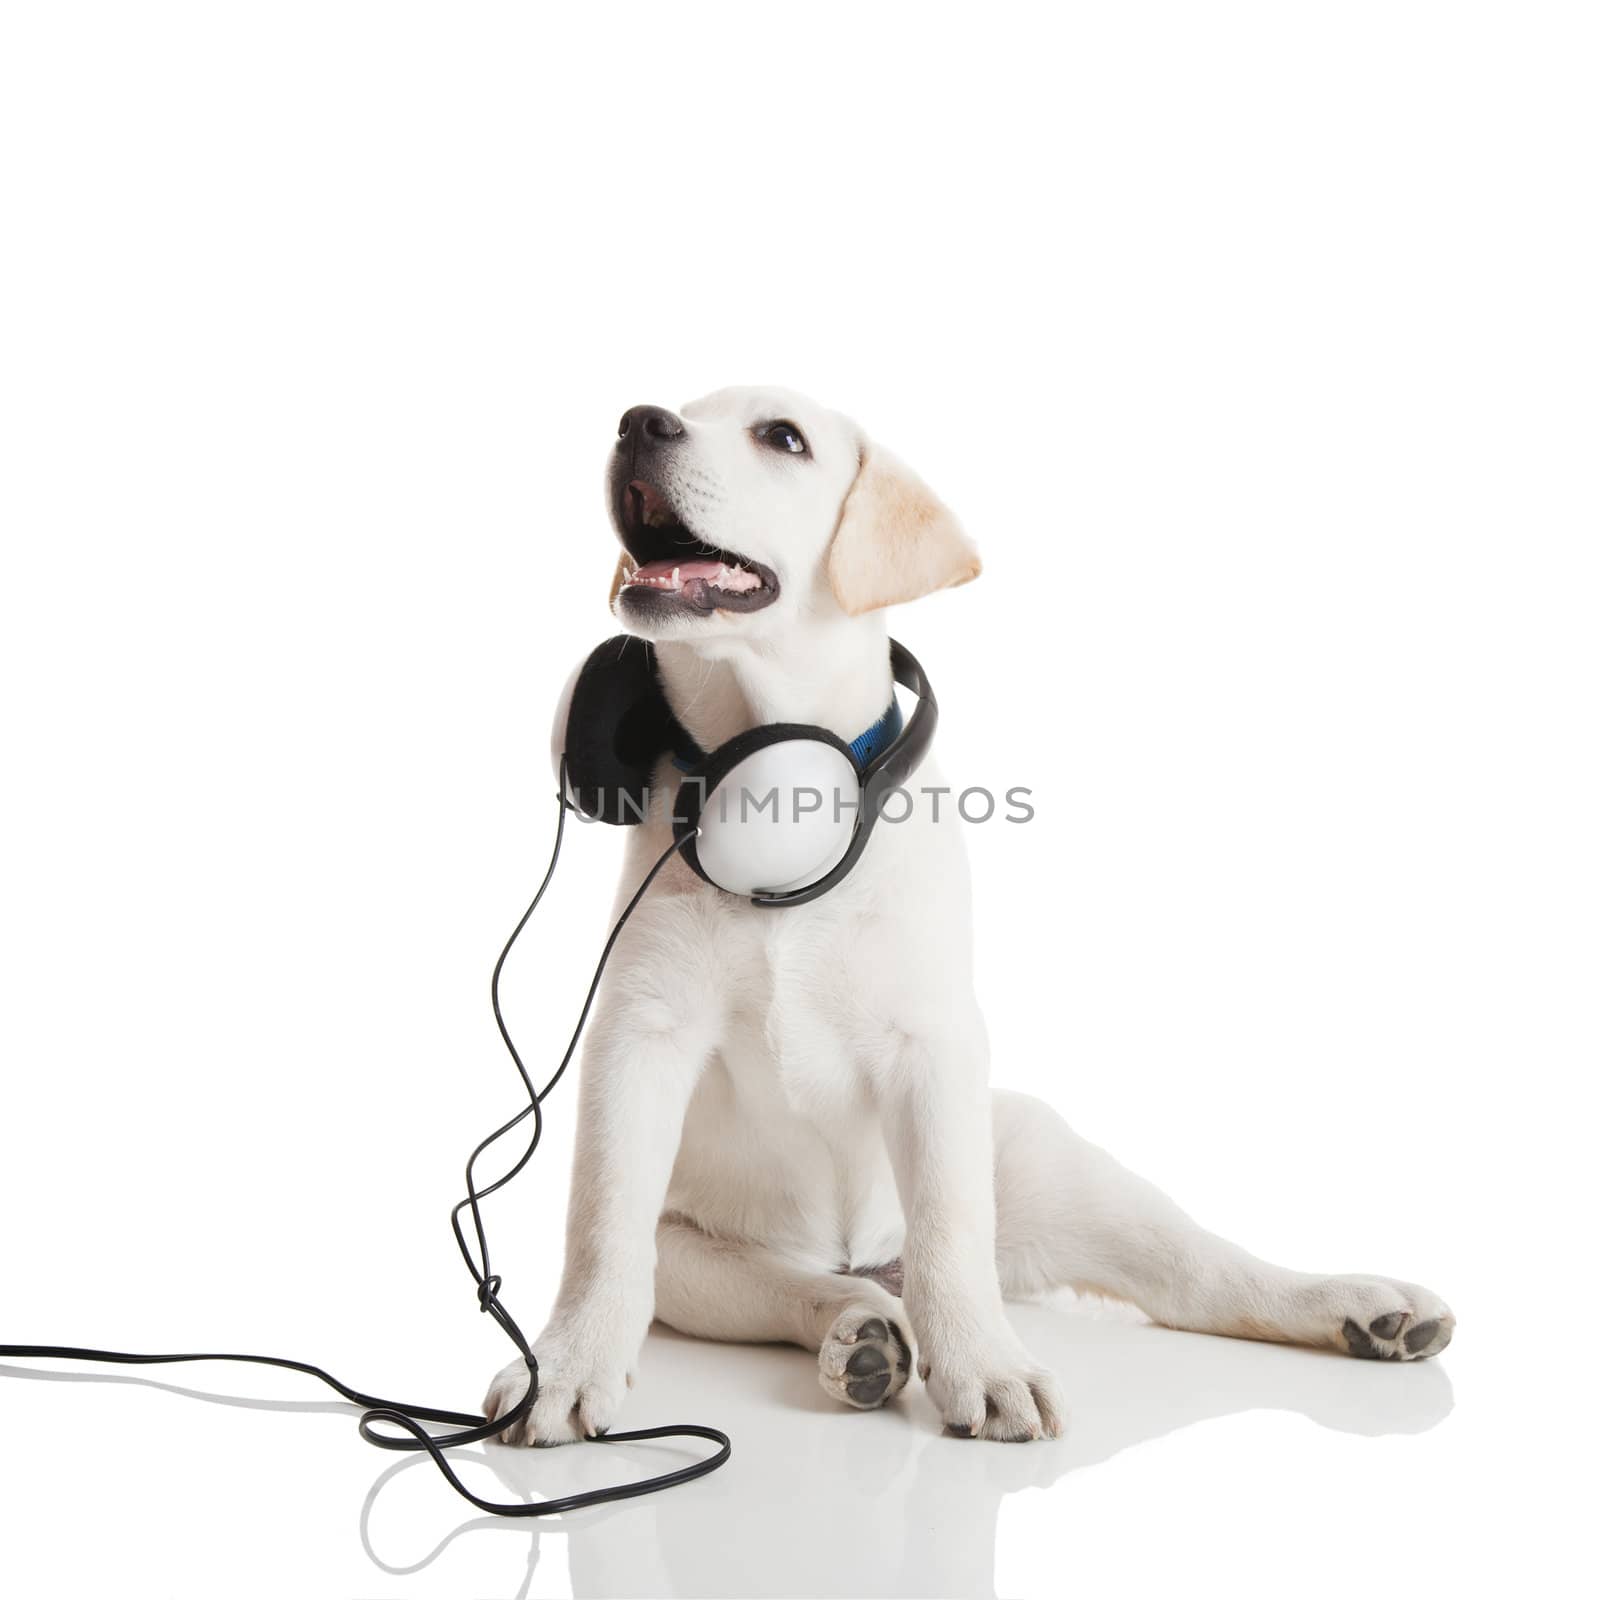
left=653, top=615, right=894, bottom=753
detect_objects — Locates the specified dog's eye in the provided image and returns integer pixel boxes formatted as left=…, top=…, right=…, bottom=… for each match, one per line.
left=755, top=420, right=808, bottom=456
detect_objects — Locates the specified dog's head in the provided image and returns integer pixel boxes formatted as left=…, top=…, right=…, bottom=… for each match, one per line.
left=607, top=386, right=980, bottom=643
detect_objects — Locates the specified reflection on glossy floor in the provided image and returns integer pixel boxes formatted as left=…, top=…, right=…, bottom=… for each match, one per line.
left=2, top=1294, right=1485, bottom=1600
left=371, top=1306, right=1453, bottom=1599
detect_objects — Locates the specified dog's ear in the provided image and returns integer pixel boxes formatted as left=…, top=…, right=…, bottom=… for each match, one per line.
left=827, top=443, right=981, bottom=616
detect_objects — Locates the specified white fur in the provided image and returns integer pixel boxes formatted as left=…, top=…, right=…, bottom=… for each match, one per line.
left=486, top=386, right=1454, bottom=1446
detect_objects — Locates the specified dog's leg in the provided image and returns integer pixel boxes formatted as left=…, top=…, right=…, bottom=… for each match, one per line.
left=991, top=1089, right=1455, bottom=1361
left=654, top=1216, right=913, bottom=1410
left=876, top=1017, right=1066, bottom=1442
left=483, top=943, right=719, bottom=1445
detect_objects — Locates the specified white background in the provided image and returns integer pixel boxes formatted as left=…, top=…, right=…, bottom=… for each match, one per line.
left=1, top=4, right=1595, bottom=1597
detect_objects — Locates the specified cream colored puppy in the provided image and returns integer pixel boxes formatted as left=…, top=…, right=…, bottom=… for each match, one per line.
left=486, top=386, right=1454, bottom=1444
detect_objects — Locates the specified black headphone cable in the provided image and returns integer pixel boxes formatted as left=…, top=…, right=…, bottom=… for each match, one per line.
left=0, top=770, right=731, bottom=1516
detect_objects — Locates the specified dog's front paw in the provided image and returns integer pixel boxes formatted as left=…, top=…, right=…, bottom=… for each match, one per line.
left=919, top=1335, right=1064, bottom=1442
left=482, top=1340, right=629, bottom=1447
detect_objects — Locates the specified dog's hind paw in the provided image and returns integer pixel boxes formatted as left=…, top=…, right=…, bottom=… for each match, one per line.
left=1330, top=1276, right=1456, bottom=1361
left=818, top=1305, right=913, bottom=1411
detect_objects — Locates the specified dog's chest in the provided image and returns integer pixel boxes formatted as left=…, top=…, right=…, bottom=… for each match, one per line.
left=715, top=897, right=866, bottom=1117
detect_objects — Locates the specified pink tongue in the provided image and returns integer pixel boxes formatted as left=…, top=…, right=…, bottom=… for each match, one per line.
left=636, top=559, right=725, bottom=582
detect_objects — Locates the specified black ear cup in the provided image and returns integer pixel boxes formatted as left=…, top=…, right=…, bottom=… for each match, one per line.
left=560, top=636, right=687, bottom=824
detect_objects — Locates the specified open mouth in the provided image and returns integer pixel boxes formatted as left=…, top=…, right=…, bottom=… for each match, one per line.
left=614, top=479, right=779, bottom=615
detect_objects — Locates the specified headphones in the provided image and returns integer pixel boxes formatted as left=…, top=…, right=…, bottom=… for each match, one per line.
left=554, top=636, right=937, bottom=906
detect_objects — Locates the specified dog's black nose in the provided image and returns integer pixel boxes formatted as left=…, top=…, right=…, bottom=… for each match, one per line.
left=617, top=404, right=685, bottom=445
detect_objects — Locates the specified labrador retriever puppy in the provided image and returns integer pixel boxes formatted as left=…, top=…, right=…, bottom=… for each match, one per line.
left=485, top=386, right=1454, bottom=1444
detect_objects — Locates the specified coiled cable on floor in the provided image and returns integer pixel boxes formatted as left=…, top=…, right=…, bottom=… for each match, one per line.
left=0, top=769, right=731, bottom=1515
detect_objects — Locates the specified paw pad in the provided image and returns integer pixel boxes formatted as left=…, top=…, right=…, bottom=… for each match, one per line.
left=819, top=1307, right=913, bottom=1411
left=845, top=1342, right=893, bottom=1406
left=1342, top=1304, right=1454, bottom=1362
left=1404, top=1318, right=1445, bottom=1354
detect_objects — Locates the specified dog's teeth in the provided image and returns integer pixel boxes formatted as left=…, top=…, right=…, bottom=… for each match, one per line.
left=672, top=567, right=680, bottom=585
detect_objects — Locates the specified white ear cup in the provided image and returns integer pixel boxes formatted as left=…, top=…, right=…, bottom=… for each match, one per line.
left=549, top=658, right=583, bottom=800
left=693, top=741, right=860, bottom=897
